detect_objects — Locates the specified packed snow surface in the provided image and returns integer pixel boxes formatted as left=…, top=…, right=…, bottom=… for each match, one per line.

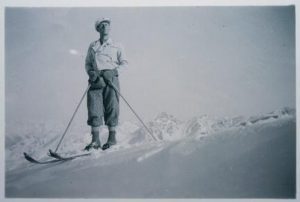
left=5, top=107, right=296, bottom=198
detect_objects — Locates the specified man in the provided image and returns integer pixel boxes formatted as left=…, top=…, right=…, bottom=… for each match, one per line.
left=85, top=18, right=128, bottom=151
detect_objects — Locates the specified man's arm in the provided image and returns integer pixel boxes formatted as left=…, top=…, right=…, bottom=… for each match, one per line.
left=115, top=45, right=128, bottom=73
left=85, top=45, right=94, bottom=74
left=85, top=44, right=99, bottom=82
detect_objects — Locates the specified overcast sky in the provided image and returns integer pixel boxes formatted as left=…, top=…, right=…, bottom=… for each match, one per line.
left=5, top=6, right=295, bottom=125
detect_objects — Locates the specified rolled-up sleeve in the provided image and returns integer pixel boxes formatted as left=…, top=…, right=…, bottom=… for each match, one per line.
left=116, top=45, right=128, bottom=70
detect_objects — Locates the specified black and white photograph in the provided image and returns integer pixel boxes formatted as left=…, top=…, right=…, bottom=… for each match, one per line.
left=2, top=1, right=297, bottom=199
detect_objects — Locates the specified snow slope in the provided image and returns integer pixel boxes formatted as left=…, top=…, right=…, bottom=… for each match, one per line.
left=5, top=107, right=296, bottom=198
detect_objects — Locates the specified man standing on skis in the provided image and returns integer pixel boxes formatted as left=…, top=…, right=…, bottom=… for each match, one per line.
left=85, top=18, right=128, bottom=151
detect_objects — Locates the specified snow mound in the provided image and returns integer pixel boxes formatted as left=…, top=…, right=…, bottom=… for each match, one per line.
left=5, top=107, right=295, bottom=171
left=183, top=107, right=295, bottom=139
left=127, top=112, right=183, bottom=145
left=241, top=107, right=295, bottom=126
left=6, top=107, right=296, bottom=198
left=149, top=112, right=183, bottom=140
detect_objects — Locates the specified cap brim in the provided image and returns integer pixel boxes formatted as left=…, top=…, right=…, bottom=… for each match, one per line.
left=99, top=20, right=110, bottom=25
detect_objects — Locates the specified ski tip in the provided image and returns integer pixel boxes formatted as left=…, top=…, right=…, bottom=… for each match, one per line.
left=48, top=149, right=57, bottom=157
left=48, top=149, right=65, bottom=160
left=24, top=152, right=31, bottom=159
left=24, top=152, right=30, bottom=158
left=23, top=152, right=39, bottom=163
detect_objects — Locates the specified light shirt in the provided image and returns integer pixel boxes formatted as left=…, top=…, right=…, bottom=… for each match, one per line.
left=85, top=38, right=128, bottom=73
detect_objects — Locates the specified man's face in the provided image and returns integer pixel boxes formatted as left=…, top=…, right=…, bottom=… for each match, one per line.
left=98, top=21, right=110, bottom=35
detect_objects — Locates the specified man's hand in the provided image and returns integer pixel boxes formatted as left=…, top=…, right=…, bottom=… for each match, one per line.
left=88, top=70, right=98, bottom=83
left=102, top=69, right=117, bottom=83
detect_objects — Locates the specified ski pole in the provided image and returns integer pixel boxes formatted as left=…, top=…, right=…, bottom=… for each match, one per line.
left=106, top=80, right=157, bottom=141
left=54, top=84, right=91, bottom=152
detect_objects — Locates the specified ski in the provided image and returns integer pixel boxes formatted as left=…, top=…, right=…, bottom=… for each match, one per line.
left=24, top=152, right=65, bottom=164
left=48, top=149, right=91, bottom=161
left=24, top=150, right=91, bottom=164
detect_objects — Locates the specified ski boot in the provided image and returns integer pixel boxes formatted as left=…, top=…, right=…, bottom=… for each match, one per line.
left=102, top=131, right=117, bottom=150
left=84, top=131, right=101, bottom=151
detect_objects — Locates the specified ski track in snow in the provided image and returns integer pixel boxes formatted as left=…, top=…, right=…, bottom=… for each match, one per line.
left=136, top=143, right=166, bottom=162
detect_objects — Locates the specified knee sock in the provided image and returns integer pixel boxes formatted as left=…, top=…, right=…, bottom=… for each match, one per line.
left=92, top=126, right=100, bottom=133
left=108, top=129, right=116, bottom=144
left=91, top=127, right=100, bottom=142
left=108, top=126, right=116, bottom=132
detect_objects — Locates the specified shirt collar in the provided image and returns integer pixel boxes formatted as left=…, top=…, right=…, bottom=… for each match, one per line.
left=105, top=38, right=113, bottom=45
left=92, top=38, right=113, bottom=51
